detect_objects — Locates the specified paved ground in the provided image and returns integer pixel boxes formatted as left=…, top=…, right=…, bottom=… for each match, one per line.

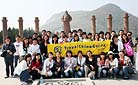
left=0, top=51, right=137, bottom=85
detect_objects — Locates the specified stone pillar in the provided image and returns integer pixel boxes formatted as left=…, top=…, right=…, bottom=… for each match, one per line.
left=18, top=17, right=23, bottom=40
left=107, top=14, right=112, bottom=33
left=123, top=13, right=129, bottom=33
left=62, top=11, right=72, bottom=35
left=91, top=15, right=96, bottom=37
left=34, top=17, right=39, bottom=33
left=2, top=17, right=8, bottom=43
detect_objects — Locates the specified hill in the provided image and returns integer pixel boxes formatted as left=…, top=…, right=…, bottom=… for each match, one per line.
left=41, top=3, right=138, bottom=37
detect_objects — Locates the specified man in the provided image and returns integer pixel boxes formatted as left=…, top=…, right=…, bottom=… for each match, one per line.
left=14, top=35, right=23, bottom=68
left=2, top=36, right=16, bottom=78
left=28, top=38, right=40, bottom=59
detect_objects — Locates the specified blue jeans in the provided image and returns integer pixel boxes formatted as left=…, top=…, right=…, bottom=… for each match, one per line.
left=109, top=67, right=118, bottom=76
left=123, top=66, right=133, bottom=77
left=64, top=69, right=74, bottom=78
left=20, top=69, right=30, bottom=82
left=76, top=68, right=85, bottom=77
left=14, top=55, right=19, bottom=68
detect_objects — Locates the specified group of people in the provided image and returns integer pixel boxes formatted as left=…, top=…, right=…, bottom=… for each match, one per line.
left=1, top=29, right=137, bottom=84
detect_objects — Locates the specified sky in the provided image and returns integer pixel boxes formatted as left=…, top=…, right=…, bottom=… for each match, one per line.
left=0, top=0, right=137, bottom=31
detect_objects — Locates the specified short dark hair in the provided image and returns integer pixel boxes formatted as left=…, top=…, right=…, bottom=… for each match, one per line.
left=49, top=52, right=53, bottom=55
left=77, top=51, right=83, bottom=55
left=88, top=33, right=92, bottom=35
left=24, top=54, right=32, bottom=61
left=42, top=30, right=46, bottom=32
left=5, top=36, right=11, bottom=40
left=78, top=29, right=83, bottom=32
left=66, top=50, right=72, bottom=57
left=16, top=35, right=21, bottom=38
left=87, top=50, right=92, bottom=54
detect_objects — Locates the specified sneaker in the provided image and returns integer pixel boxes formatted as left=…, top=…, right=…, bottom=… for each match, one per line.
left=114, top=76, right=117, bottom=79
left=21, top=82, right=27, bottom=85
left=4, top=76, right=9, bottom=78
left=26, top=80, right=33, bottom=84
left=123, top=77, right=129, bottom=80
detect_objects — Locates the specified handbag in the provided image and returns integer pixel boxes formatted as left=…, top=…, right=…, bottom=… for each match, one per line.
left=1, top=51, right=7, bottom=57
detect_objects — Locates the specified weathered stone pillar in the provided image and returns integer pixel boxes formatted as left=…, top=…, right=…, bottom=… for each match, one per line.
left=2, top=17, right=8, bottom=43
left=18, top=17, right=23, bottom=39
left=123, top=13, right=129, bottom=33
left=34, top=17, right=39, bottom=33
left=107, top=14, right=112, bottom=33
left=62, top=11, right=72, bottom=35
left=91, top=15, right=96, bottom=37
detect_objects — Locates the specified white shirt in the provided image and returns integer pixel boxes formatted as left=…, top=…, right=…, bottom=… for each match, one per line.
left=118, top=40, right=124, bottom=52
left=77, top=56, right=86, bottom=67
left=28, top=44, right=40, bottom=57
left=109, top=58, right=118, bottom=68
left=14, top=42, right=24, bottom=56
left=64, top=57, right=77, bottom=68
left=42, top=58, right=54, bottom=73
left=58, top=38, right=64, bottom=43
left=14, top=60, right=28, bottom=75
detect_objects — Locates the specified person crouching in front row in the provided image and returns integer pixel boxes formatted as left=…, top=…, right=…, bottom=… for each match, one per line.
left=53, top=52, right=64, bottom=78
left=14, top=54, right=32, bottom=84
left=118, top=51, right=133, bottom=79
left=75, top=51, right=86, bottom=77
left=84, top=51, right=98, bottom=80
left=97, top=52, right=109, bottom=78
left=107, top=51, right=119, bottom=79
left=41, top=52, right=54, bottom=79
left=29, top=53, right=42, bottom=80
left=64, top=50, right=77, bottom=78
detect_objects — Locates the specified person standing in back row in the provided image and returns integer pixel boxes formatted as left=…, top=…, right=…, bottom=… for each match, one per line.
left=2, top=36, right=16, bottom=78
left=14, top=35, right=24, bottom=68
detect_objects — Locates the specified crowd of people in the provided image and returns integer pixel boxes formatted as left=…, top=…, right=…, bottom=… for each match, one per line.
left=1, top=29, right=137, bottom=84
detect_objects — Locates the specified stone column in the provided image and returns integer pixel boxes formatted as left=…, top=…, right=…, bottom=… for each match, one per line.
left=34, top=17, right=39, bottom=33
left=62, top=11, right=72, bottom=35
left=91, top=15, right=96, bottom=37
left=2, top=17, right=8, bottom=43
left=107, top=14, right=112, bottom=33
left=123, top=13, right=129, bottom=33
left=18, top=17, right=23, bottom=40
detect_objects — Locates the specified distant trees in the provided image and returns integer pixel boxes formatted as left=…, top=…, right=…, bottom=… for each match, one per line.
left=0, top=27, right=35, bottom=43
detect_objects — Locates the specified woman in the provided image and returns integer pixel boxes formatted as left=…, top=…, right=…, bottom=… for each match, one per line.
left=40, top=35, right=50, bottom=60
left=97, top=52, right=109, bottom=78
left=118, top=51, right=133, bottom=79
left=93, top=33, right=99, bottom=41
left=52, top=34, right=59, bottom=44
left=28, top=38, right=40, bottom=59
left=42, top=52, right=54, bottom=79
left=23, top=37, right=29, bottom=55
left=110, top=34, right=124, bottom=59
left=122, top=34, right=134, bottom=64
left=64, top=50, right=77, bottom=78
left=76, top=51, right=86, bottom=77
left=105, top=32, right=111, bottom=40
left=72, top=34, right=80, bottom=42
left=84, top=51, right=98, bottom=80
left=107, top=51, right=119, bottom=79
left=29, top=53, right=42, bottom=80
left=14, top=54, right=32, bottom=84
left=2, top=36, right=16, bottom=78
left=53, top=52, right=64, bottom=78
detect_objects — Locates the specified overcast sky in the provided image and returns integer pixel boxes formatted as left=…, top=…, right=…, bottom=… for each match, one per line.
left=0, top=0, right=137, bottom=30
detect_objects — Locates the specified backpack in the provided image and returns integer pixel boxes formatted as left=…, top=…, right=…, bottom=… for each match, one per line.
left=124, top=40, right=134, bottom=56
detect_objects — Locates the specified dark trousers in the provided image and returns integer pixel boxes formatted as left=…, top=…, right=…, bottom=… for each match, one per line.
left=14, top=55, right=19, bottom=68
left=4, top=57, right=14, bottom=77
left=30, top=70, right=41, bottom=80
left=20, top=69, right=30, bottom=82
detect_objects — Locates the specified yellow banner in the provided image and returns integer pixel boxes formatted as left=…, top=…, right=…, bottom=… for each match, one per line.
left=47, top=40, right=111, bottom=57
